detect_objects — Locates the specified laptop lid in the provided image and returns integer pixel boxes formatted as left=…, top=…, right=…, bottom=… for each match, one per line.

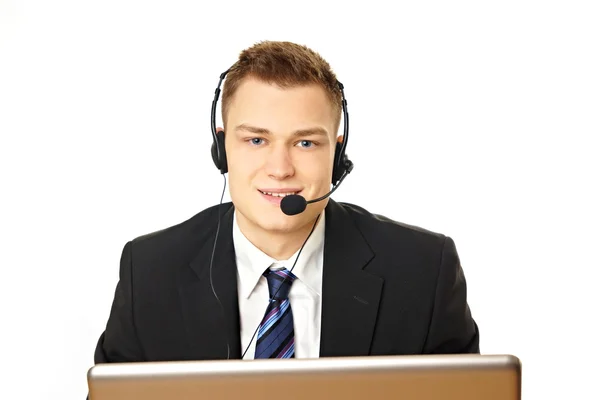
left=88, top=354, right=521, bottom=400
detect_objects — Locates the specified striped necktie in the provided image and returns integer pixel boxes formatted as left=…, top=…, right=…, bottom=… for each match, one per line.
left=254, top=267, right=297, bottom=359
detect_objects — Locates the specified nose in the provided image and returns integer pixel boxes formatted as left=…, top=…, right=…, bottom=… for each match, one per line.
left=264, top=143, right=295, bottom=180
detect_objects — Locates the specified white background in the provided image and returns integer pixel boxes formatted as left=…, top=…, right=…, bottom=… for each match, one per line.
left=1, top=0, right=599, bottom=398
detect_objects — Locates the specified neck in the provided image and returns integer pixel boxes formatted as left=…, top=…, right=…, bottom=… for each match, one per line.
left=236, top=211, right=321, bottom=261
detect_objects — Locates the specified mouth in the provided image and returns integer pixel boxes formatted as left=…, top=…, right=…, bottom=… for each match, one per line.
left=258, top=189, right=302, bottom=205
left=258, top=190, right=301, bottom=198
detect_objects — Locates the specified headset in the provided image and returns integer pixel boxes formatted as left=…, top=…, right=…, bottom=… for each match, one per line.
left=210, top=68, right=353, bottom=185
left=207, top=67, right=354, bottom=359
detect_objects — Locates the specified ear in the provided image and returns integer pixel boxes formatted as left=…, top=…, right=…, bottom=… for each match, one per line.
left=217, top=126, right=224, bottom=134
left=336, top=135, right=344, bottom=144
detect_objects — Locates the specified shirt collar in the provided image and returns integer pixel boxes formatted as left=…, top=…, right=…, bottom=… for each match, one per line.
left=233, top=210, right=326, bottom=299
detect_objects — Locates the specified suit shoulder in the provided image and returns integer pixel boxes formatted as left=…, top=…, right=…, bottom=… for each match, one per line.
left=130, top=203, right=227, bottom=246
left=337, top=201, right=448, bottom=245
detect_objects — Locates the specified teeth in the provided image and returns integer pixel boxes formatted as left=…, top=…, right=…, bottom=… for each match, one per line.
left=260, top=191, right=297, bottom=197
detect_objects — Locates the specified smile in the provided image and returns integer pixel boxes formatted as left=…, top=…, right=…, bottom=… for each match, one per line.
left=258, top=190, right=299, bottom=198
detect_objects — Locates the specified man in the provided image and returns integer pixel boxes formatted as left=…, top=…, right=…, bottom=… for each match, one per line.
left=93, top=40, right=479, bottom=365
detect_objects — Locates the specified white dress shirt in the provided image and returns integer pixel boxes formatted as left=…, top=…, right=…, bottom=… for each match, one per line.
left=233, top=211, right=325, bottom=360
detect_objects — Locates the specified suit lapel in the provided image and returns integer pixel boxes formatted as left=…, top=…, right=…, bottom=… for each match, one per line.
left=176, top=199, right=383, bottom=360
left=178, top=203, right=242, bottom=360
left=319, top=200, right=383, bottom=357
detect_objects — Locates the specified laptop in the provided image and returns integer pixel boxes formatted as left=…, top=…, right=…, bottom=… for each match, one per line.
left=87, top=354, right=521, bottom=400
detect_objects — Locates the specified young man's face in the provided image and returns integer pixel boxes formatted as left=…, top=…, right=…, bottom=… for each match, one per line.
left=223, top=76, right=339, bottom=238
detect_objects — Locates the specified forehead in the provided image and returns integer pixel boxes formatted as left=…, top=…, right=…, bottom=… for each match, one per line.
left=226, top=77, right=336, bottom=134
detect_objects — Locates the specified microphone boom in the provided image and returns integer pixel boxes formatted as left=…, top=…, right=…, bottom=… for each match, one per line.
left=280, top=169, right=350, bottom=216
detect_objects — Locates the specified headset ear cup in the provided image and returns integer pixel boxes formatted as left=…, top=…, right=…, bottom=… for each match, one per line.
left=212, top=131, right=228, bottom=174
left=332, top=142, right=344, bottom=185
left=211, top=141, right=219, bottom=169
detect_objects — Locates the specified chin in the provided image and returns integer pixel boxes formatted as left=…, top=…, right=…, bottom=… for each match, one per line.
left=267, top=204, right=325, bottom=232
left=233, top=190, right=324, bottom=233
left=259, top=208, right=302, bottom=232
left=236, top=204, right=303, bottom=234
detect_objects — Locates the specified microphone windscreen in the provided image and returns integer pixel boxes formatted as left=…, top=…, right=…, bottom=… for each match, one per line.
left=280, top=195, right=307, bottom=216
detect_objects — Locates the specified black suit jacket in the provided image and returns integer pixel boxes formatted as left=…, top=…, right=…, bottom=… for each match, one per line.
left=94, top=199, right=479, bottom=364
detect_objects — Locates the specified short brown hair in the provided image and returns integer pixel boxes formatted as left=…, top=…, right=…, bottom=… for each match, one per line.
left=221, top=41, right=342, bottom=133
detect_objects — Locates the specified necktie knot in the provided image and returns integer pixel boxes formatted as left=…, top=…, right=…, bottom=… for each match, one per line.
left=263, top=268, right=296, bottom=301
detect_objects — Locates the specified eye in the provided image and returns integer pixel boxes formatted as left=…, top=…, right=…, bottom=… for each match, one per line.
left=249, top=138, right=264, bottom=146
left=297, top=140, right=315, bottom=148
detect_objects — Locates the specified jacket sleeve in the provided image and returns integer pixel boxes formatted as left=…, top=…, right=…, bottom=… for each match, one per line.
left=423, top=236, right=480, bottom=354
left=93, top=241, right=145, bottom=364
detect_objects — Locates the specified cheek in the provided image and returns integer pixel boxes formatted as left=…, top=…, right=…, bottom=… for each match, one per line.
left=302, top=157, right=333, bottom=184
left=227, top=152, right=262, bottom=189
left=228, top=147, right=256, bottom=171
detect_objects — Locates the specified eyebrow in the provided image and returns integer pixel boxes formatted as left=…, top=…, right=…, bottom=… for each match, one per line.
left=234, top=123, right=329, bottom=137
